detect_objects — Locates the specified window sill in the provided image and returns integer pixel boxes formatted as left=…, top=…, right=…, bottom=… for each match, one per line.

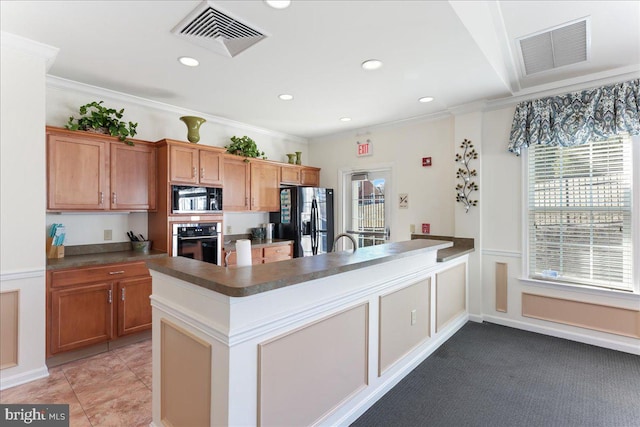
left=518, top=277, right=640, bottom=302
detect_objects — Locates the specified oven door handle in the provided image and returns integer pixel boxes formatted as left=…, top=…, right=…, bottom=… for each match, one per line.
left=177, top=235, right=219, bottom=240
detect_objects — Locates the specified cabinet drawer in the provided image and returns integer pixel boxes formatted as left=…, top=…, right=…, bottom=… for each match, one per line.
left=50, top=262, right=149, bottom=287
left=264, top=245, right=292, bottom=258
left=225, top=248, right=263, bottom=266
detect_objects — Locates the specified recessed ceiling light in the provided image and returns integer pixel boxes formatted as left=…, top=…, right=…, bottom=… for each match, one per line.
left=265, top=0, right=291, bottom=9
left=419, top=96, right=434, bottom=103
left=340, top=117, right=352, bottom=122
left=361, top=59, right=383, bottom=70
left=278, top=94, right=294, bottom=101
left=178, top=56, right=199, bottom=67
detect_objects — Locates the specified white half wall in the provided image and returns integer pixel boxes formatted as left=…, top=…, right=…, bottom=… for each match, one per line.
left=0, top=32, right=57, bottom=389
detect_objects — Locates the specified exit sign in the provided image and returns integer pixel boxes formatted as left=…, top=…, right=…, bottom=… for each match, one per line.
left=357, top=140, right=372, bottom=157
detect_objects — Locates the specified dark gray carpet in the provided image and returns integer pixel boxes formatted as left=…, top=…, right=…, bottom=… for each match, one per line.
left=351, top=322, right=640, bottom=427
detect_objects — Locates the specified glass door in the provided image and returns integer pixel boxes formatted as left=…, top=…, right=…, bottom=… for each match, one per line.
left=346, top=170, right=391, bottom=248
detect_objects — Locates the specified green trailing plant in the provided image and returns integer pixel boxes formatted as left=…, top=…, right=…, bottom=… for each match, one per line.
left=65, top=101, right=138, bottom=145
left=225, top=135, right=266, bottom=161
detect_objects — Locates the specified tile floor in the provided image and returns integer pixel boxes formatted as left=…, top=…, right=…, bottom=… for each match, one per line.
left=0, top=339, right=152, bottom=427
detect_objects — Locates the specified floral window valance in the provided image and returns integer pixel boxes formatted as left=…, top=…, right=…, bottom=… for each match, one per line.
left=508, top=79, right=640, bottom=155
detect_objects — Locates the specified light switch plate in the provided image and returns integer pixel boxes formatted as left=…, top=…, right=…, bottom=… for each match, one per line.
left=104, top=229, right=112, bottom=241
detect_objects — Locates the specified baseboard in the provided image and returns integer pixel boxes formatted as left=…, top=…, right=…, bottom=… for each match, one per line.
left=333, top=313, right=469, bottom=426
left=482, top=315, right=640, bottom=356
left=468, top=313, right=484, bottom=323
left=0, top=366, right=49, bottom=391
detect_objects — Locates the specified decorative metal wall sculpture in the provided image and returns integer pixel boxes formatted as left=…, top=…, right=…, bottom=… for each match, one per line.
left=455, top=138, right=478, bottom=212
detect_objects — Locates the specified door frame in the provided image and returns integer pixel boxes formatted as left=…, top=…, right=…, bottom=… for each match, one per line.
left=337, top=163, right=395, bottom=250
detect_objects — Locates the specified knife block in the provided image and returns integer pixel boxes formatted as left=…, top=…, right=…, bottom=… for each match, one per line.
left=46, top=237, right=65, bottom=259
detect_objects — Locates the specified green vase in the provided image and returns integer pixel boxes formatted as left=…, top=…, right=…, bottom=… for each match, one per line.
left=180, top=116, right=206, bottom=143
left=287, top=153, right=296, bottom=164
left=295, top=151, right=302, bottom=165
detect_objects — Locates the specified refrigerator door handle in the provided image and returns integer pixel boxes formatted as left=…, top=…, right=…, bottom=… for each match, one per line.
left=311, top=199, right=318, bottom=255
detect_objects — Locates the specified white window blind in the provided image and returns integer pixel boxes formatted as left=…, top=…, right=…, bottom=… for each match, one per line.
left=528, top=136, right=633, bottom=291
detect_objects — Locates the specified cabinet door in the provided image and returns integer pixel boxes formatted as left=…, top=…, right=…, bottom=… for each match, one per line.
left=199, top=150, right=224, bottom=186
left=50, top=283, right=114, bottom=354
left=110, top=143, right=156, bottom=210
left=47, top=135, right=108, bottom=210
left=280, top=165, right=301, bottom=185
left=170, top=145, right=198, bottom=184
left=300, top=167, right=320, bottom=187
left=250, top=162, right=280, bottom=212
left=223, top=157, right=250, bottom=211
left=117, top=276, right=152, bottom=336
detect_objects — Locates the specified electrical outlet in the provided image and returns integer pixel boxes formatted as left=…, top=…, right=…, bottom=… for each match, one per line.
left=226, top=225, right=232, bottom=234
left=410, top=309, right=417, bottom=325
left=104, top=229, right=112, bottom=241
left=410, top=224, right=415, bottom=233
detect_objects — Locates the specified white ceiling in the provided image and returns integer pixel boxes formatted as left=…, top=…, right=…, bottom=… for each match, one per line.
left=1, top=1, right=639, bottom=139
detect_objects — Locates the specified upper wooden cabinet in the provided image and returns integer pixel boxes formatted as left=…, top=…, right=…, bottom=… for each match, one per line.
left=223, top=155, right=280, bottom=212
left=111, top=143, right=156, bottom=210
left=46, top=127, right=157, bottom=211
left=280, top=164, right=320, bottom=187
left=169, top=143, right=224, bottom=186
left=300, top=167, right=320, bottom=187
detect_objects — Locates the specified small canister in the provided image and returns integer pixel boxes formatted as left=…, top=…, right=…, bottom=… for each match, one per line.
left=265, top=223, right=275, bottom=241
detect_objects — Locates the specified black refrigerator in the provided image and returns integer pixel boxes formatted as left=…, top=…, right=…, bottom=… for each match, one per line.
left=270, top=187, right=334, bottom=258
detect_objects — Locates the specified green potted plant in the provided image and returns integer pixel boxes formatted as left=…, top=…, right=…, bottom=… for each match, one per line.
left=65, top=101, right=138, bottom=145
left=225, top=135, right=266, bottom=161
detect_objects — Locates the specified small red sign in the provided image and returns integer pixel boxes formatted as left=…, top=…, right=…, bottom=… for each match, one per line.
left=357, top=141, right=372, bottom=156
left=422, top=157, right=432, bottom=167
left=422, top=223, right=430, bottom=234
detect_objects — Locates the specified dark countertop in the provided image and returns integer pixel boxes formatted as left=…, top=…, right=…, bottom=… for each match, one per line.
left=410, top=234, right=475, bottom=262
left=46, top=242, right=168, bottom=270
left=147, top=239, right=453, bottom=298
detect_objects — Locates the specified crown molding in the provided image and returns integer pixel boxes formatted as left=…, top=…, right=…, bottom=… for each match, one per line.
left=483, top=67, right=640, bottom=112
left=1, top=31, right=59, bottom=72
left=45, top=75, right=308, bottom=144
left=310, top=110, right=452, bottom=143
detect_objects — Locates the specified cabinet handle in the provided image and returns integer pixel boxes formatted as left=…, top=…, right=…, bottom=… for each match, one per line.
left=99, top=191, right=104, bottom=205
left=108, top=289, right=112, bottom=304
left=109, top=271, right=125, bottom=275
left=192, top=166, right=197, bottom=178
left=121, top=288, right=126, bottom=301
left=200, top=167, right=204, bottom=179
left=112, top=192, right=117, bottom=204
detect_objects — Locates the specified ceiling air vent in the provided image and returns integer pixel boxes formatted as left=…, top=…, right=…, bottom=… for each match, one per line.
left=172, top=1, right=266, bottom=58
left=518, top=18, right=590, bottom=76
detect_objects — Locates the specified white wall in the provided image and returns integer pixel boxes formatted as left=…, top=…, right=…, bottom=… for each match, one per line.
left=309, top=116, right=455, bottom=241
left=45, top=79, right=309, bottom=245
left=0, top=33, right=56, bottom=389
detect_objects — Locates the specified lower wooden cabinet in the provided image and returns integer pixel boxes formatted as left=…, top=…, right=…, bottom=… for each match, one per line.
left=224, top=242, right=293, bottom=267
left=47, top=262, right=152, bottom=356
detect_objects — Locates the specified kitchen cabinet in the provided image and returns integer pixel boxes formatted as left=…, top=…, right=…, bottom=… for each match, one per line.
left=280, top=165, right=321, bottom=187
left=169, top=143, right=224, bottom=186
left=223, top=242, right=293, bottom=266
left=300, top=167, right=320, bottom=187
left=250, top=161, right=280, bottom=211
left=46, top=127, right=157, bottom=211
left=47, top=261, right=152, bottom=356
left=280, top=165, right=301, bottom=185
left=223, top=155, right=280, bottom=212
left=223, top=156, right=250, bottom=211
left=111, top=143, right=156, bottom=210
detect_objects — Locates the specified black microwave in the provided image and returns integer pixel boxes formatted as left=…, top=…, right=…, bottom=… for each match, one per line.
left=172, top=186, right=223, bottom=214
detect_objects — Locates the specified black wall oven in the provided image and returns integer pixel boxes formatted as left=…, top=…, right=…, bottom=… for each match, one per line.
left=172, top=223, right=222, bottom=266
left=172, top=185, right=223, bottom=214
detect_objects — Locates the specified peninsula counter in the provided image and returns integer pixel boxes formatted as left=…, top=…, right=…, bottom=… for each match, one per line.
left=147, top=239, right=470, bottom=426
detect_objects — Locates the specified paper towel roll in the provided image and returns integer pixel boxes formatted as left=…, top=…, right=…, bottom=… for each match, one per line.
left=236, top=239, right=252, bottom=267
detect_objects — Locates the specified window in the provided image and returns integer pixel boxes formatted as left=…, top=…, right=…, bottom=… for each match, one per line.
left=527, top=136, right=635, bottom=291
